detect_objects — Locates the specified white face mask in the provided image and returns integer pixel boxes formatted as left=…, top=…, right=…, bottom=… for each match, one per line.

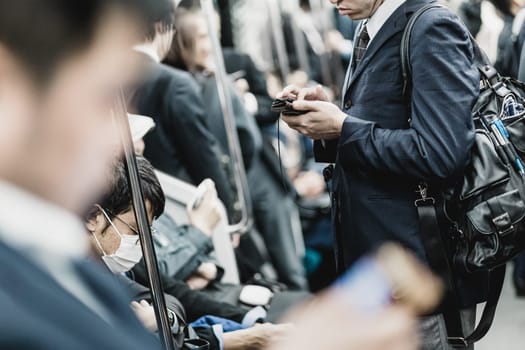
left=92, top=207, right=143, bottom=273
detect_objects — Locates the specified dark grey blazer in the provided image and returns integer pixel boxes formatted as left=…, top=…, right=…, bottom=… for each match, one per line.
left=132, top=54, right=235, bottom=217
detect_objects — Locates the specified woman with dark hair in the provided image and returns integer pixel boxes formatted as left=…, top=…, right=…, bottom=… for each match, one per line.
left=165, top=8, right=308, bottom=291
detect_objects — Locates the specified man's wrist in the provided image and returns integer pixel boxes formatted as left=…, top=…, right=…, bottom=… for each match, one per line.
left=334, top=112, right=348, bottom=136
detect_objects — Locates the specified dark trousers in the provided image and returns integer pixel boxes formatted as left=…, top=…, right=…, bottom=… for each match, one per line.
left=419, top=308, right=476, bottom=350
left=247, top=156, right=308, bottom=290
left=514, top=252, right=525, bottom=281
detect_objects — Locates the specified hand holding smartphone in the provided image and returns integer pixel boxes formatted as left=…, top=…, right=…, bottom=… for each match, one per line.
left=334, top=243, right=443, bottom=315
left=271, top=98, right=308, bottom=117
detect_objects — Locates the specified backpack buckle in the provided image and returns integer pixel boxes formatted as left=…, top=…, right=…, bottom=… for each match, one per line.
left=478, top=65, right=499, bottom=87
left=492, top=212, right=514, bottom=236
left=447, top=337, right=468, bottom=348
left=415, top=183, right=435, bottom=206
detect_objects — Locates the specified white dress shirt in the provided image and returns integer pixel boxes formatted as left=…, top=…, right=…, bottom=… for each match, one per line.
left=341, top=0, right=407, bottom=103
left=366, top=0, right=407, bottom=44
left=0, top=181, right=112, bottom=322
left=134, top=44, right=161, bottom=63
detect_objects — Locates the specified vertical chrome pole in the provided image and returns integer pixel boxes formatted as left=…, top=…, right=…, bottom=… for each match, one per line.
left=309, top=0, right=334, bottom=87
left=266, top=0, right=291, bottom=82
left=290, top=0, right=311, bottom=76
left=200, top=0, right=253, bottom=235
left=113, top=92, right=175, bottom=350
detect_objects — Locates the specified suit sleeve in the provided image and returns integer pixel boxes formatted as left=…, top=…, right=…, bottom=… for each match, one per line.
left=244, top=54, right=280, bottom=126
left=230, top=84, right=257, bottom=170
left=314, top=139, right=339, bottom=163
left=165, top=76, right=235, bottom=216
left=519, top=37, right=525, bottom=81
left=161, top=277, right=247, bottom=324
left=193, top=327, right=221, bottom=350
left=128, top=269, right=247, bottom=324
left=164, top=225, right=214, bottom=281
left=337, top=10, right=477, bottom=181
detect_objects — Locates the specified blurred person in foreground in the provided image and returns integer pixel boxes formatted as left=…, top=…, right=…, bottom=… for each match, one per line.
left=268, top=240, right=446, bottom=350
left=0, top=0, right=174, bottom=348
left=269, top=295, right=418, bottom=350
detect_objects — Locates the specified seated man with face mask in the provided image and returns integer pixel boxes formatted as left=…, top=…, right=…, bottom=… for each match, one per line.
left=128, top=116, right=310, bottom=320
left=86, top=156, right=291, bottom=350
left=129, top=113, right=228, bottom=289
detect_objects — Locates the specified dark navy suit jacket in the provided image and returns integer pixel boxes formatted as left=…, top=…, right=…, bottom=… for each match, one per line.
left=0, top=241, right=162, bottom=349
left=315, top=0, right=487, bottom=305
left=132, top=54, right=235, bottom=218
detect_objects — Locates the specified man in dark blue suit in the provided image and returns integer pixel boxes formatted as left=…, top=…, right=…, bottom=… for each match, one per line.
left=280, top=0, right=482, bottom=348
left=0, top=0, right=173, bottom=348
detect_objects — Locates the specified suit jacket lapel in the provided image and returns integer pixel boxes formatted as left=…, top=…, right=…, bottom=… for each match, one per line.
left=343, top=0, right=433, bottom=97
left=341, top=21, right=364, bottom=106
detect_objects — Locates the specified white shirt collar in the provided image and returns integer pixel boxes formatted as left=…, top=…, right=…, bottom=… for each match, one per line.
left=366, top=0, right=407, bottom=43
left=133, top=44, right=160, bottom=63
left=0, top=181, right=89, bottom=260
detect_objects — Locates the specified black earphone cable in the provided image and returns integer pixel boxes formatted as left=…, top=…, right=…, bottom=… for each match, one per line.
left=276, top=119, right=319, bottom=212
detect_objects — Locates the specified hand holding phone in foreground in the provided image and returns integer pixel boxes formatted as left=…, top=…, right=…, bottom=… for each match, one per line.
left=334, top=243, right=443, bottom=314
left=268, top=295, right=418, bottom=350
left=268, top=243, right=443, bottom=350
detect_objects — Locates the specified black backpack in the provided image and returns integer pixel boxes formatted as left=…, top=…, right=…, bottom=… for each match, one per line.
left=402, top=4, right=525, bottom=347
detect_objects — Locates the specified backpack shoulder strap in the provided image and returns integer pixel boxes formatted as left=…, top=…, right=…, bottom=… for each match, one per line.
left=401, top=3, right=493, bottom=99
left=512, top=8, right=525, bottom=38
left=400, top=3, right=442, bottom=97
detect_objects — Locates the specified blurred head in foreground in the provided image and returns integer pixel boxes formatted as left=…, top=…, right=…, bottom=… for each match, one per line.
left=0, top=0, right=170, bottom=214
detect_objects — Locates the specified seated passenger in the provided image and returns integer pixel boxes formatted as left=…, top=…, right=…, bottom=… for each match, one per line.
left=128, top=115, right=310, bottom=315
left=129, top=113, right=224, bottom=288
left=86, top=156, right=292, bottom=349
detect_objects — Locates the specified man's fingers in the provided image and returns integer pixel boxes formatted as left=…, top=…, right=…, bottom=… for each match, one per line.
left=296, top=84, right=328, bottom=101
left=315, top=85, right=326, bottom=99
left=292, top=100, right=320, bottom=112
left=201, top=178, right=215, bottom=190
left=203, top=184, right=218, bottom=200
left=281, top=115, right=303, bottom=127
left=297, top=87, right=315, bottom=101
left=278, top=85, right=300, bottom=99
left=130, top=301, right=140, bottom=309
left=140, top=300, right=150, bottom=307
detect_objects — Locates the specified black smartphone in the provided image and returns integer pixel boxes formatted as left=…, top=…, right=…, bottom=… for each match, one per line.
left=271, top=98, right=307, bottom=116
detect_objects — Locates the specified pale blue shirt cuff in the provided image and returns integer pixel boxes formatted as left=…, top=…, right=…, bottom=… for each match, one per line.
left=212, top=324, right=224, bottom=350
left=241, top=306, right=267, bottom=327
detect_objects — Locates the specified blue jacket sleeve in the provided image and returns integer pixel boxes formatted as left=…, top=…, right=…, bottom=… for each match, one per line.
left=337, top=9, right=478, bottom=181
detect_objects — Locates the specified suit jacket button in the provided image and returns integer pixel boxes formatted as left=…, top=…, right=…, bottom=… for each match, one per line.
left=344, top=99, right=352, bottom=109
